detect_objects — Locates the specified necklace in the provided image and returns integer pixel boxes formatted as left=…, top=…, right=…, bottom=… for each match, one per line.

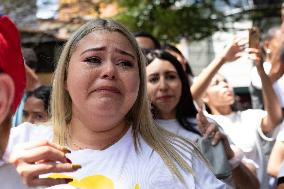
left=66, top=126, right=128, bottom=150
left=66, top=127, right=87, bottom=150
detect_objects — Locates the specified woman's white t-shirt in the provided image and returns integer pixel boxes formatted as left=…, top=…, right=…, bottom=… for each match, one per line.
left=0, top=123, right=226, bottom=189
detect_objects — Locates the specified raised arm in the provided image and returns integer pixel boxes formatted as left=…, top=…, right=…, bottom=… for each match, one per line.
left=269, top=53, right=284, bottom=83
left=191, top=38, right=245, bottom=105
left=248, top=48, right=283, bottom=133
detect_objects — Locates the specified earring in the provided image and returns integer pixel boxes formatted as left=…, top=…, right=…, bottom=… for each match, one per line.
left=266, top=49, right=271, bottom=54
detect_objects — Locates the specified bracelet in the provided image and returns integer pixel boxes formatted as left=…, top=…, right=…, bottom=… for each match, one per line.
left=228, top=145, right=244, bottom=170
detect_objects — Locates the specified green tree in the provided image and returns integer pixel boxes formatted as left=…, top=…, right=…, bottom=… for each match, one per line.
left=109, top=0, right=225, bottom=42
left=108, top=0, right=282, bottom=43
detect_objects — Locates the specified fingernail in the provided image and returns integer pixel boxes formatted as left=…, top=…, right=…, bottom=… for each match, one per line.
left=65, top=157, right=72, bottom=163
left=72, top=164, right=82, bottom=169
left=62, top=147, right=71, bottom=154
left=64, top=178, right=73, bottom=184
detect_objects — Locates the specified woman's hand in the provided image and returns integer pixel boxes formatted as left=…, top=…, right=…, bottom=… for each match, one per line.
left=9, top=140, right=81, bottom=187
left=196, top=111, right=234, bottom=160
left=247, top=48, right=264, bottom=69
left=221, top=37, right=246, bottom=63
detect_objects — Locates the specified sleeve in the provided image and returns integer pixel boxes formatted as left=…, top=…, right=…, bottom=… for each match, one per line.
left=242, top=109, right=275, bottom=141
left=257, top=113, right=283, bottom=142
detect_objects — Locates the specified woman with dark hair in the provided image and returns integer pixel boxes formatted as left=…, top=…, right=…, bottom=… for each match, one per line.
left=146, top=49, right=260, bottom=188
left=146, top=50, right=199, bottom=137
left=22, top=85, right=51, bottom=124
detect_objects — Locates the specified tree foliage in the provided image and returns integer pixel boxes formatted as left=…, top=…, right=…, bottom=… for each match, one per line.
left=107, top=0, right=225, bottom=42
left=107, top=0, right=282, bottom=43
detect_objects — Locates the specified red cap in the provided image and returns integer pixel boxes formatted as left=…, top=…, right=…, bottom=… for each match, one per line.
left=0, top=16, right=26, bottom=113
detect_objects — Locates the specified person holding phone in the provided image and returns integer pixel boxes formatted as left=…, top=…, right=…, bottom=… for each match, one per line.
left=193, top=37, right=282, bottom=189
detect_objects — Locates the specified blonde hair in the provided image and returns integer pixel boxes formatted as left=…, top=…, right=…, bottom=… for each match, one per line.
left=51, top=19, right=205, bottom=183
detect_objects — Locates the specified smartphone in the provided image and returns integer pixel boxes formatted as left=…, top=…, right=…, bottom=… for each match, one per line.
left=249, top=27, right=260, bottom=48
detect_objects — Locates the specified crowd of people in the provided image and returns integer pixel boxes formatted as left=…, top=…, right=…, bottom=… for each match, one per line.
left=0, top=6, right=284, bottom=189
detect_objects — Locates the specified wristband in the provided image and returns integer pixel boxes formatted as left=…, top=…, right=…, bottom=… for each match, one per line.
left=229, top=145, right=244, bottom=170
